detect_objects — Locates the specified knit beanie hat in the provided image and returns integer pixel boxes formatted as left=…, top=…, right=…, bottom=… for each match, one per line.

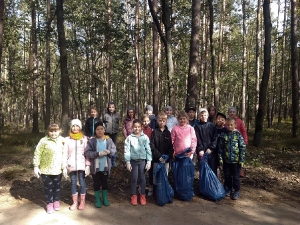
left=199, top=108, right=208, bottom=114
left=186, top=106, right=196, bottom=112
left=146, top=105, right=153, bottom=112
left=165, top=105, right=173, bottom=111
left=228, top=106, right=237, bottom=113
left=216, top=112, right=226, bottom=120
left=70, top=119, right=82, bottom=129
left=94, top=121, right=106, bottom=130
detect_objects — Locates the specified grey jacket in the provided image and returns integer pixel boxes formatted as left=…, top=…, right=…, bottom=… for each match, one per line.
left=84, top=137, right=116, bottom=175
left=103, top=112, right=120, bottom=134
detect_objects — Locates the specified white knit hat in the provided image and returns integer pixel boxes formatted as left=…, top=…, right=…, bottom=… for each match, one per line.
left=70, top=119, right=82, bottom=129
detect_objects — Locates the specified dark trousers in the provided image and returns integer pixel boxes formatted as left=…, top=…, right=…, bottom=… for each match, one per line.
left=207, top=153, right=218, bottom=176
left=92, top=171, right=108, bottom=191
left=41, top=174, right=62, bottom=204
left=223, top=162, right=240, bottom=192
left=130, top=160, right=146, bottom=195
left=148, top=161, right=154, bottom=186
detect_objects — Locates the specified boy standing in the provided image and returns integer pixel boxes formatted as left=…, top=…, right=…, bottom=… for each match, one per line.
left=186, top=106, right=198, bottom=127
left=150, top=112, right=173, bottom=199
left=194, top=108, right=218, bottom=175
left=218, top=117, right=246, bottom=200
left=145, top=105, right=158, bottom=129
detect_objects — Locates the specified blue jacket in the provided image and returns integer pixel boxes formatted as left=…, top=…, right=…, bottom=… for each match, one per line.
left=124, top=131, right=152, bottom=163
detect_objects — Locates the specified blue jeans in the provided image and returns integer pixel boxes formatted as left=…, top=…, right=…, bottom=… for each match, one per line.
left=70, top=171, right=86, bottom=195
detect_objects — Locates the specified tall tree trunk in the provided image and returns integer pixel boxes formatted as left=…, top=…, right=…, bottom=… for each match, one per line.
left=255, top=0, right=261, bottom=113
left=290, top=0, right=299, bottom=138
left=253, top=0, right=272, bottom=147
left=134, top=0, right=140, bottom=116
left=0, top=0, right=4, bottom=138
left=186, top=0, right=200, bottom=109
left=278, top=0, right=287, bottom=124
left=45, top=0, right=51, bottom=130
left=152, top=0, right=159, bottom=116
left=106, top=0, right=111, bottom=103
left=56, top=0, right=69, bottom=136
left=241, top=0, right=247, bottom=121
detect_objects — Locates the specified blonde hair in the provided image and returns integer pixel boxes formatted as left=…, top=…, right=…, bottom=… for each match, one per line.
left=48, top=123, right=60, bottom=132
left=226, top=117, right=236, bottom=124
left=157, top=112, right=167, bottom=120
left=177, top=111, right=188, bottom=120
left=141, top=114, right=150, bottom=121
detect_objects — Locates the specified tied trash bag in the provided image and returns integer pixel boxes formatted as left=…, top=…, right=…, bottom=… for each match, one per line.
left=154, top=154, right=174, bottom=206
left=199, top=154, right=225, bottom=201
left=172, top=148, right=195, bottom=201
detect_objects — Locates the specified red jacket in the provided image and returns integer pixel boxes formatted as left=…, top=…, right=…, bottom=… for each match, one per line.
left=235, top=116, right=248, bottom=145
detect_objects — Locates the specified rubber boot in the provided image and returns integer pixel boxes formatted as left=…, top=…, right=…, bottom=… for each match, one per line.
left=94, top=191, right=102, bottom=208
left=78, top=194, right=86, bottom=210
left=102, top=190, right=110, bottom=206
left=69, top=193, right=78, bottom=211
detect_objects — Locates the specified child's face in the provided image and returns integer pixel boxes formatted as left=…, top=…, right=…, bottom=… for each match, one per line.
left=71, top=125, right=80, bottom=134
left=157, top=118, right=167, bottom=129
left=133, top=122, right=142, bottom=135
left=187, top=110, right=196, bottom=120
left=95, top=126, right=105, bottom=138
left=128, top=110, right=134, bottom=118
left=108, top=104, right=115, bottom=113
left=226, top=121, right=236, bottom=131
left=48, top=130, right=60, bottom=139
left=142, top=117, right=150, bottom=128
left=90, top=109, right=98, bottom=118
left=178, top=116, right=187, bottom=126
left=228, top=110, right=236, bottom=118
left=209, top=108, right=216, bottom=117
left=146, top=109, right=153, bottom=115
left=216, top=116, right=225, bottom=127
left=165, top=109, right=172, bottom=116
left=199, top=112, right=208, bottom=122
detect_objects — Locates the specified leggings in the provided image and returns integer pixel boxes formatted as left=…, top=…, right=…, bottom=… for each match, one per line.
left=130, top=160, right=146, bottom=195
left=41, top=174, right=62, bottom=204
left=92, top=171, right=108, bottom=191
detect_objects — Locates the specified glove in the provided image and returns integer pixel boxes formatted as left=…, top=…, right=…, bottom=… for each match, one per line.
left=63, top=168, right=68, bottom=179
left=145, top=162, right=151, bottom=171
left=85, top=166, right=90, bottom=177
left=34, top=167, right=40, bottom=178
left=159, top=157, right=165, bottom=163
left=239, top=162, right=244, bottom=168
left=206, top=148, right=212, bottom=154
left=99, top=151, right=109, bottom=157
left=126, top=162, right=132, bottom=172
left=199, top=151, right=204, bottom=158
left=104, top=149, right=110, bottom=155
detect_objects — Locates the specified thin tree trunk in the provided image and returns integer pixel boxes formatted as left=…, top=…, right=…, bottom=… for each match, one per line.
left=253, top=0, right=272, bottom=147
left=106, top=0, right=111, bottom=103
left=152, top=0, right=159, bottom=116
left=0, top=0, right=4, bottom=138
left=56, top=0, right=69, bottom=135
left=186, top=0, right=200, bottom=109
left=255, top=0, right=261, bottom=113
left=134, top=0, right=140, bottom=116
left=241, top=0, right=247, bottom=121
left=45, top=0, right=51, bottom=130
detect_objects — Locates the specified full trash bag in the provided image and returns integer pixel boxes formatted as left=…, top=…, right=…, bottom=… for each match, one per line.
left=154, top=154, right=174, bottom=206
left=172, top=148, right=195, bottom=201
left=199, top=154, right=225, bottom=201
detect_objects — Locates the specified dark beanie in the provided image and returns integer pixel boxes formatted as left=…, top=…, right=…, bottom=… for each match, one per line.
left=94, top=121, right=106, bottom=131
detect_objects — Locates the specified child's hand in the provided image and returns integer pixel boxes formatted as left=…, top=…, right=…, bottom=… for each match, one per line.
left=126, top=162, right=132, bottom=172
left=145, top=162, right=151, bottom=171
left=185, top=152, right=193, bottom=157
left=159, top=157, right=165, bottom=163
left=206, top=148, right=212, bottom=154
left=85, top=166, right=90, bottom=177
left=34, top=167, right=40, bottom=178
left=199, top=151, right=204, bottom=158
left=63, top=168, right=68, bottom=179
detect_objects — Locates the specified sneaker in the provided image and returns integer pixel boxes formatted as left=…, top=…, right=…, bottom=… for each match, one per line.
left=140, top=194, right=147, bottom=206
left=46, top=203, right=54, bottom=214
left=53, top=201, right=60, bottom=211
left=232, top=191, right=240, bottom=200
left=225, top=189, right=231, bottom=197
left=131, top=195, right=138, bottom=206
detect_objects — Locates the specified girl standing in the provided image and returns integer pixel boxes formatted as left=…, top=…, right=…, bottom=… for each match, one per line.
left=33, top=124, right=65, bottom=214
left=124, top=119, right=152, bottom=206
left=63, top=119, right=89, bottom=210
left=85, top=121, right=116, bottom=208
left=85, top=106, right=101, bottom=138
left=122, top=107, right=136, bottom=138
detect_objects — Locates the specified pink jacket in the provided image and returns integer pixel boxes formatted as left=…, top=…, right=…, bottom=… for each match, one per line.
left=122, top=117, right=134, bottom=138
left=171, top=124, right=197, bottom=155
left=235, top=116, right=248, bottom=145
left=63, top=136, right=90, bottom=172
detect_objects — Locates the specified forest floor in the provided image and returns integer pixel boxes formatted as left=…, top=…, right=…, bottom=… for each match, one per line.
left=0, top=123, right=300, bottom=225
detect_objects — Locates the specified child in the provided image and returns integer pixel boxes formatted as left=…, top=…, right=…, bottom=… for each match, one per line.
left=63, top=119, right=89, bottom=211
left=216, top=112, right=227, bottom=134
left=171, top=111, right=197, bottom=159
left=122, top=107, right=136, bottom=138
left=33, top=124, right=65, bottom=214
left=124, top=119, right=152, bottom=206
left=186, top=106, right=198, bottom=127
left=150, top=112, right=173, bottom=200
left=194, top=108, right=218, bottom=175
left=85, top=106, right=101, bottom=138
left=207, top=105, right=217, bottom=123
left=145, top=105, right=158, bottom=129
left=103, top=102, right=120, bottom=167
left=165, top=106, right=178, bottom=132
left=84, top=121, right=116, bottom=208
left=218, top=117, right=246, bottom=200
left=227, top=106, right=248, bottom=177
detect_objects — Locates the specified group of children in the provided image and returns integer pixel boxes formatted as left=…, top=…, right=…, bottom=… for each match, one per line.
left=33, top=103, right=247, bottom=213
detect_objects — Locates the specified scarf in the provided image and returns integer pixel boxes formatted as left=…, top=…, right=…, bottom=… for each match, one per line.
left=70, top=132, right=83, bottom=140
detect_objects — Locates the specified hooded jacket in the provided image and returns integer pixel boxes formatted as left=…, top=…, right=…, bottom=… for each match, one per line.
left=194, top=121, right=218, bottom=155
left=103, top=109, right=120, bottom=135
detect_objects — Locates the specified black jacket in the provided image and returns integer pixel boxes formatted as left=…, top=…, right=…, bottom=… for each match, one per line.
left=150, top=126, right=173, bottom=163
left=84, top=117, right=101, bottom=137
left=194, top=121, right=217, bottom=155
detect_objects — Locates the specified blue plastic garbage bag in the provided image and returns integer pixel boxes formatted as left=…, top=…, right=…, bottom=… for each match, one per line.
left=199, top=154, right=225, bottom=201
left=172, top=148, right=195, bottom=201
left=154, top=154, right=174, bottom=206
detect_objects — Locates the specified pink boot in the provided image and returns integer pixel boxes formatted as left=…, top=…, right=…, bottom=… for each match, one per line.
left=78, top=194, right=86, bottom=210
left=69, top=193, right=78, bottom=211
